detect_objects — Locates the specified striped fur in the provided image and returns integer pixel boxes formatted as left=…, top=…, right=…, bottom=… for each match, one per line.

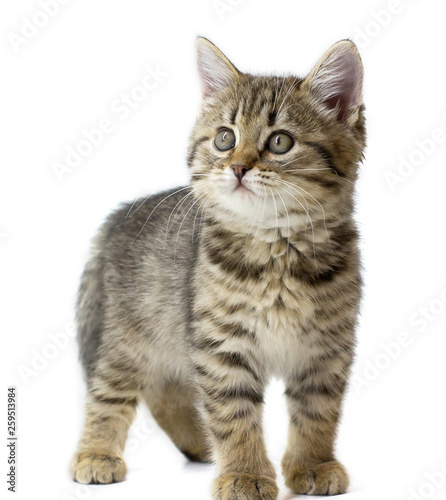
left=71, top=38, right=366, bottom=499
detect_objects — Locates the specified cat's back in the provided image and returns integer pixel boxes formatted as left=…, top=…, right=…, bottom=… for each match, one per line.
left=96, top=186, right=200, bottom=272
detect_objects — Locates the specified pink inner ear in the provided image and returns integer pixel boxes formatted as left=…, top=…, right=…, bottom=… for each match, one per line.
left=197, top=58, right=217, bottom=98
left=196, top=42, right=236, bottom=98
left=313, top=46, right=363, bottom=121
left=336, top=52, right=362, bottom=117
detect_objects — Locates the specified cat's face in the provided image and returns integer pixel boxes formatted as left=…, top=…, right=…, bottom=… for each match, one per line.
left=189, top=38, right=366, bottom=233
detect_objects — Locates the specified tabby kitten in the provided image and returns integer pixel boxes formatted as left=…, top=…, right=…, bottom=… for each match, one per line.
left=71, top=37, right=365, bottom=499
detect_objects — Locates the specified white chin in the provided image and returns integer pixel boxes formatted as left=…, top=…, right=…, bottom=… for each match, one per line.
left=218, top=185, right=260, bottom=215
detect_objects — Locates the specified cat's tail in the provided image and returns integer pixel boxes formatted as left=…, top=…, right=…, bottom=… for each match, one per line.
left=76, top=230, right=106, bottom=384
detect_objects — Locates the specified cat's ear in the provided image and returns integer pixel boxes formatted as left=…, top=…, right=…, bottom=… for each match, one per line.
left=196, top=37, right=241, bottom=98
left=304, top=40, right=363, bottom=121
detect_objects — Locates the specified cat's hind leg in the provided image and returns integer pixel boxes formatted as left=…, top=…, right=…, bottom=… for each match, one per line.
left=143, top=380, right=211, bottom=463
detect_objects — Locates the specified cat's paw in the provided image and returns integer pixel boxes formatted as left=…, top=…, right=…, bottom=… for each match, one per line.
left=213, top=473, right=278, bottom=500
left=70, top=452, right=127, bottom=484
left=283, top=460, right=349, bottom=496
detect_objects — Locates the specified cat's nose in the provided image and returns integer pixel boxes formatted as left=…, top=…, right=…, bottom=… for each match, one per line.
left=231, top=164, right=251, bottom=182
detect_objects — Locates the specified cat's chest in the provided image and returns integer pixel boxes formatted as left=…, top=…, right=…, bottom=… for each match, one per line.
left=248, top=260, right=316, bottom=372
left=238, top=237, right=316, bottom=326
left=198, top=234, right=318, bottom=372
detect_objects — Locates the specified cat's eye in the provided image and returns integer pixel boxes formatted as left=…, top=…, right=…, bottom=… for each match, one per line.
left=268, top=132, right=294, bottom=154
left=214, top=128, right=236, bottom=152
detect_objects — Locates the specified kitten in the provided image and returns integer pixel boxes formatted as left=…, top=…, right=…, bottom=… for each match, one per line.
left=71, top=37, right=365, bottom=499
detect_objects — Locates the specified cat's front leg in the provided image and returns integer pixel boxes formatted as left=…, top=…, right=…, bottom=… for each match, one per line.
left=281, top=332, right=354, bottom=496
left=193, top=338, right=278, bottom=500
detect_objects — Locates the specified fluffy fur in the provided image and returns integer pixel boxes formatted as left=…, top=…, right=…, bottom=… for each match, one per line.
left=71, top=37, right=366, bottom=499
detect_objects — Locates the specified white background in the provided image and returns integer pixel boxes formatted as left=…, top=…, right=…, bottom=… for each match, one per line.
left=2, top=1, right=446, bottom=499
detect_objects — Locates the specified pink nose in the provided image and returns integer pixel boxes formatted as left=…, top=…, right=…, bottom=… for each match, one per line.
left=231, top=164, right=249, bottom=182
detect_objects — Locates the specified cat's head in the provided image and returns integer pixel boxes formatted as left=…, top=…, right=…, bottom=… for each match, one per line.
left=188, top=37, right=366, bottom=234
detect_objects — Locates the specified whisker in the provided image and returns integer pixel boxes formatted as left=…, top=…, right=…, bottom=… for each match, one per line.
left=284, top=167, right=355, bottom=186
left=288, top=181, right=329, bottom=242
left=267, top=186, right=279, bottom=244
left=272, top=186, right=290, bottom=256
left=275, top=181, right=316, bottom=259
left=164, top=190, right=195, bottom=248
left=278, top=154, right=310, bottom=169
left=284, top=167, right=333, bottom=173
left=198, top=197, right=211, bottom=234
left=192, top=196, right=210, bottom=242
left=275, top=178, right=310, bottom=213
left=165, top=190, right=195, bottom=236
left=131, top=186, right=191, bottom=244
left=247, top=188, right=264, bottom=236
left=128, top=194, right=152, bottom=218
left=125, top=199, right=139, bottom=218
left=173, top=194, right=202, bottom=261
left=244, top=194, right=267, bottom=262
left=277, top=178, right=330, bottom=250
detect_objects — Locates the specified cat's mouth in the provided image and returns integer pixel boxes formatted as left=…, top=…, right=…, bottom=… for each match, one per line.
left=234, top=182, right=254, bottom=193
left=233, top=182, right=254, bottom=194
